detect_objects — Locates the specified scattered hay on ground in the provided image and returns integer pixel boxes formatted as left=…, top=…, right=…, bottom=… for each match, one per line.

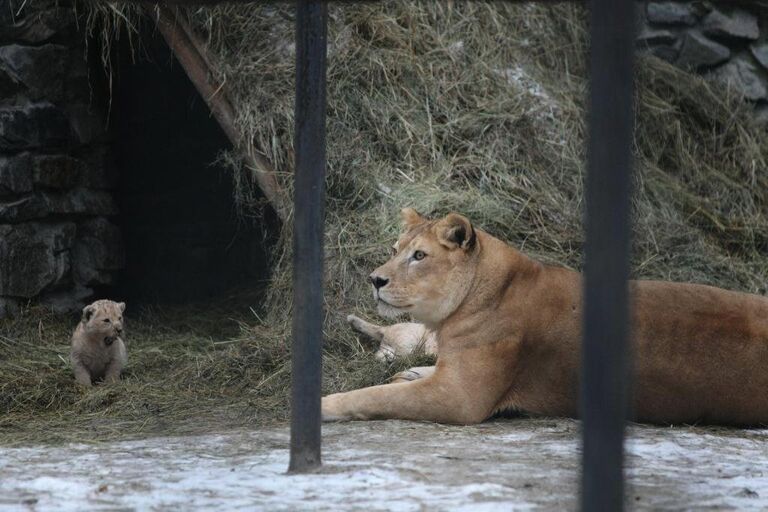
left=3, top=1, right=767, bottom=444
left=0, top=300, right=432, bottom=445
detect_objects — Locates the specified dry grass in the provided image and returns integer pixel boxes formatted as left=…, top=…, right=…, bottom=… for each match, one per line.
left=192, top=1, right=768, bottom=294
left=0, top=300, right=432, bottom=445
left=3, top=1, right=767, bottom=445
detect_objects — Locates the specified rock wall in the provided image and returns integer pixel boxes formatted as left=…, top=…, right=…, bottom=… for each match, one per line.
left=0, top=0, right=122, bottom=316
left=638, top=2, right=768, bottom=122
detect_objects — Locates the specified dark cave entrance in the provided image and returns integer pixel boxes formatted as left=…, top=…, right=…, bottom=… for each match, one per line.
left=109, top=26, right=277, bottom=306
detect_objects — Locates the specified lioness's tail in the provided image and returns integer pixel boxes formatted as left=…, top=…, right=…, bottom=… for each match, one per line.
left=347, top=314, right=384, bottom=341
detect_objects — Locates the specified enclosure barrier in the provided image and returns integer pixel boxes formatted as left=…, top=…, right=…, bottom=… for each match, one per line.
left=581, top=1, right=635, bottom=511
left=289, top=0, right=327, bottom=473
left=98, top=0, right=635, bottom=508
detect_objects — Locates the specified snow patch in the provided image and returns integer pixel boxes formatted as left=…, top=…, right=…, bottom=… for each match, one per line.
left=494, top=64, right=565, bottom=145
left=2, top=420, right=768, bottom=510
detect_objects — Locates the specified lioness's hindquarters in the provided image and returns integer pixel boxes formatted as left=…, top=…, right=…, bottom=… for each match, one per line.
left=70, top=300, right=127, bottom=387
left=346, top=314, right=437, bottom=360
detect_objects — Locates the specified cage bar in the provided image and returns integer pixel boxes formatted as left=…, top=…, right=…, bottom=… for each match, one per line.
left=580, top=0, right=636, bottom=510
left=288, top=0, right=328, bottom=474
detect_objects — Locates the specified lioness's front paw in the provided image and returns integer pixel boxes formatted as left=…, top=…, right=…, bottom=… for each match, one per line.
left=374, top=344, right=395, bottom=362
left=389, top=365, right=434, bottom=384
left=390, top=370, right=422, bottom=384
left=321, top=394, right=350, bottom=422
left=346, top=314, right=363, bottom=328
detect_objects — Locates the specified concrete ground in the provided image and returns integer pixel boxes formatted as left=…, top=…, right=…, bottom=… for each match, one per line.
left=1, top=418, right=767, bottom=510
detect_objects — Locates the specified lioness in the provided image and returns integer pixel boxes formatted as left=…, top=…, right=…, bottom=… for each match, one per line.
left=70, top=299, right=127, bottom=387
left=322, top=208, right=768, bottom=425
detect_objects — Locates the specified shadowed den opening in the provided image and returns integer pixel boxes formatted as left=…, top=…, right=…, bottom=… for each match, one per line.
left=109, top=25, right=277, bottom=306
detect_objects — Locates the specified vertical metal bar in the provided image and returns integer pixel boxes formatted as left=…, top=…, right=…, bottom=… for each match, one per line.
left=289, top=0, right=327, bottom=474
left=580, top=0, right=635, bottom=510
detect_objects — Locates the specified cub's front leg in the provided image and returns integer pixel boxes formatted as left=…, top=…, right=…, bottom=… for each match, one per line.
left=322, top=373, right=488, bottom=425
left=103, top=359, right=123, bottom=384
left=103, top=339, right=127, bottom=384
left=72, top=361, right=92, bottom=387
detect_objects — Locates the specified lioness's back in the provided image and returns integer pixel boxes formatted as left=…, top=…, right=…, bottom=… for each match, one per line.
left=631, top=280, right=768, bottom=425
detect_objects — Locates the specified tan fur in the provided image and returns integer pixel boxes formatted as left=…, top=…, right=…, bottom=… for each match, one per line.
left=70, top=300, right=127, bottom=387
left=389, top=366, right=436, bottom=384
left=347, top=314, right=437, bottom=361
left=323, top=209, right=768, bottom=426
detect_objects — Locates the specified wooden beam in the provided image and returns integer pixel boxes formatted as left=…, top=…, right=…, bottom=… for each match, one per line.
left=149, top=5, right=289, bottom=221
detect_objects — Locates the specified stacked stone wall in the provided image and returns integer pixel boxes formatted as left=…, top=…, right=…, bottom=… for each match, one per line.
left=638, top=2, right=768, bottom=122
left=0, top=1, right=123, bottom=316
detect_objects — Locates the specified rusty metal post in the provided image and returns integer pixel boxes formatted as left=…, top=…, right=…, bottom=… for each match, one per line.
left=580, top=0, right=636, bottom=510
left=288, top=0, right=327, bottom=474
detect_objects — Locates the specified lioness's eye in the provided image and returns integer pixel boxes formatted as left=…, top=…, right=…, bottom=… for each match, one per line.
left=103, top=319, right=111, bottom=323
left=413, top=250, right=426, bottom=261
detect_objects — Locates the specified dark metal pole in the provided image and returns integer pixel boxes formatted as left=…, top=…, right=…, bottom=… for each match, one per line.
left=580, top=0, right=635, bottom=509
left=289, top=0, right=327, bottom=474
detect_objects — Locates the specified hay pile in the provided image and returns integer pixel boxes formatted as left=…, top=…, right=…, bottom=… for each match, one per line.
left=204, top=0, right=768, bottom=377
left=194, top=1, right=768, bottom=295
left=2, top=1, right=768, bottom=444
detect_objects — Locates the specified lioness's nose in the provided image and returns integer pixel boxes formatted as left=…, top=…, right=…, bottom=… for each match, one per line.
left=369, top=274, right=389, bottom=290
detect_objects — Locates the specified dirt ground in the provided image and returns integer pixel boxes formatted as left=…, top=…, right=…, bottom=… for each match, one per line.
left=2, top=418, right=767, bottom=510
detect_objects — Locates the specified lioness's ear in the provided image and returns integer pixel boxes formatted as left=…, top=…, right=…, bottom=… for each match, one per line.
left=400, top=208, right=425, bottom=230
left=82, top=305, right=95, bottom=323
left=436, top=213, right=476, bottom=251
left=118, top=302, right=126, bottom=312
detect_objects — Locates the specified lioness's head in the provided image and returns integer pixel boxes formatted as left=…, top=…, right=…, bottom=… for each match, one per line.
left=81, top=299, right=126, bottom=346
left=369, top=208, right=478, bottom=326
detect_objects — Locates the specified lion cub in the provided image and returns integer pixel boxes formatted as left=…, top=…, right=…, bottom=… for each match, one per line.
left=70, top=299, right=127, bottom=387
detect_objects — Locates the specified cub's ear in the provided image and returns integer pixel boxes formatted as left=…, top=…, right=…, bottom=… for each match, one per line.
left=400, top=208, right=426, bottom=230
left=118, top=302, right=126, bottom=312
left=82, top=305, right=95, bottom=323
left=435, top=213, right=476, bottom=251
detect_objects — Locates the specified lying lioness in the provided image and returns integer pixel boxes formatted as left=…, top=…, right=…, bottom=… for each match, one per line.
left=322, top=208, right=768, bottom=425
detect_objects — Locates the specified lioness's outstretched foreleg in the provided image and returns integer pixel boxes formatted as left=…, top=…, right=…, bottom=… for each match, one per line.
left=322, top=373, right=491, bottom=424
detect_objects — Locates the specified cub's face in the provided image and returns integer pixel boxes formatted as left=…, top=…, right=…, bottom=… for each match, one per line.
left=369, top=209, right=478, bottom=326
left=81, top=300, right=126, bottom=346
